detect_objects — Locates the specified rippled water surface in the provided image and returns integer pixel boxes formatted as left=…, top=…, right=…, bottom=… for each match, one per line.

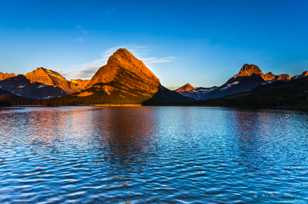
left=0, top=106, right=308, bottom=203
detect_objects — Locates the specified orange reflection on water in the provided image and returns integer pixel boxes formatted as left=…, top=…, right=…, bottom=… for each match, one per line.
left=93, top=107, right=155, bottom=157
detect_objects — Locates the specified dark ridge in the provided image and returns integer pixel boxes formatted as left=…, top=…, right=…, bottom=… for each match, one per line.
left=143, top=85, right=194, bottom=106
left=198, top=78, right=308, bottom=111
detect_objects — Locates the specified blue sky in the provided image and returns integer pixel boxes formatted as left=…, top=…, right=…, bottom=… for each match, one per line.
left=0, top=0, right=308, bottom=88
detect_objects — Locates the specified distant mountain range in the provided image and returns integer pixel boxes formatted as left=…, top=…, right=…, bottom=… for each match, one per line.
left=175, top=64, right=300, bottom=100
left=0, top=48, right=307, bottom=110
left=175, top=64, right=308, bottom=110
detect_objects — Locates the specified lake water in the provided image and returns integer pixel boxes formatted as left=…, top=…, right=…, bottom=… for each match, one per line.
left=0, top=106, right=307, bottom=203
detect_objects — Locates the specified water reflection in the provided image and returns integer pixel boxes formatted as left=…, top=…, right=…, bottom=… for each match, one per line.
left=0, top=107, right=307, bottom=203
left=227, top=110, right=263, bottom=176
left=93, top=108, right=156, bottom=164
left=18, top=107, right=156, bottom=164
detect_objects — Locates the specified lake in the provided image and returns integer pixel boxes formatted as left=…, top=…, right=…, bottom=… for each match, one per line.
left=0, top=106, right=307, bottom=203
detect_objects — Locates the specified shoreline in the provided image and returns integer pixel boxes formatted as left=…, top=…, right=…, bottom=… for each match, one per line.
left=1, top=104, right=307, bottom=113
left=95, top=104, right=142, bottom=107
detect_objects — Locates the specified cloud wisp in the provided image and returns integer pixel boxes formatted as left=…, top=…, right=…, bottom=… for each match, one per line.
left=66, top=45, right=175, bottom=79
left=143, top=56, right=176, bottom=65
left=65, top=55, right=105, bottom=79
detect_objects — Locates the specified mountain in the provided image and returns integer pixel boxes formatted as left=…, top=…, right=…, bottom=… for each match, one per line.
left=234, top=64, right=262, bottom=77
left=175, top=83, right=217, bottom=100
left=0, top=72, right=16, bottom=80
left=176, top=83, right=194, bottom=93
left=25, top=67, right=79, bottom=94
left=203, top=75, right=308, bottom=110
left=276, top=74, right=291, bottom=81
left=0, top=68, right=83, bottom=100
left=177, top=64, right=296, bottom=102
left=43, top=48, right=191, bottom=105
left=0, top=75, right=66, bottom=99
left=87, top=48, right=160, bottom=92
left=216, top=64, right=265, bottom=96
left=143, top=85, right=193, bottom=105
left=176, top=64, right=266, bottom=101
left=231, top=64, right=291, bottom=81
left=74, top=48, right=160, bottom=103
left=262, top=72, right=276, bottom=81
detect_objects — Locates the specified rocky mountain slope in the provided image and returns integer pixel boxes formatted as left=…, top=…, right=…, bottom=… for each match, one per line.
left=175, top=83, right=194, bottom=93
left=0, top=75, right=66, bottom=99
left=0, top=72, right=16, bottom=80
left=81, top=48, right=160, bottom=101
left=70, top=79, right=89, bottom=92
left=25, top=67, right=87, bottom=94
left=0, top=68, right=90, bottom=100
left=25, top=67, right=71, bottom=92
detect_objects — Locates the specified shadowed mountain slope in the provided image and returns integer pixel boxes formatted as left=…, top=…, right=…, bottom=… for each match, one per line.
left=177, top=64, right=295, bottom=101
left=0, top=88, right=33, bottom=106
left=202, top=76, right=308, bottom=110
left=0, top=75, right=66, bottom=99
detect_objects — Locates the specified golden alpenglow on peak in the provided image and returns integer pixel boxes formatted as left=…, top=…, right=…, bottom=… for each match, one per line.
left=25, top=67, right=81, bottom=94
left=26, top=67, right=68, bottom=86
left=176, top=83, right=194, bottom=93
left=82, top=48, right=161, bottom=103
left=89, top=48, right=159, bottom=86
left=0, top=72, right=16, bottom=80
left=236, top=64, right=263, bottom=77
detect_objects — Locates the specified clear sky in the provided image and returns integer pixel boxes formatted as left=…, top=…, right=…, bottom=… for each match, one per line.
left=0, top=0, right=308, bottom=88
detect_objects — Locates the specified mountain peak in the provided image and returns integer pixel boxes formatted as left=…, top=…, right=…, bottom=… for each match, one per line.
left=82, top=48, right=161, bottom=103
left=276, top=74, right=291, bottom=81
left=111, top=48, right=131, bottom=56
left=35, top=67, right=47, bottom=71
left=237, top=64, right=263, bottom=77
left=30, top=67, right=65, bottom=79
left=26, top=67, right=66, bottom=84
left=262, top=72, right=276, bottom=81
left=25, top=67, right=74, bottom=93
left=176, top=83, right=194, bottom=93
left=107, top=48, right=137, bottom=64
left=105, top=48, right=159, bottom=82
left=89, top=48, right=159, bottom=86
left=0, top=72, right=16, bottom=80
